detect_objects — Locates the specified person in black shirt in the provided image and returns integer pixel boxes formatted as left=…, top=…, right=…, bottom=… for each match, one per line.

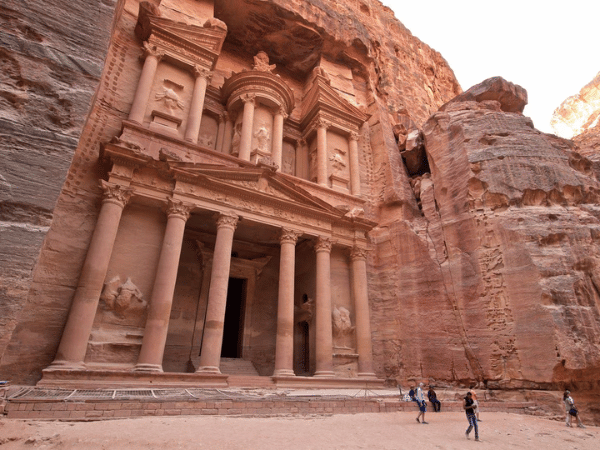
left=464, top=391, right=479, bottom=441
left=428, top=386, right=441, bottom=412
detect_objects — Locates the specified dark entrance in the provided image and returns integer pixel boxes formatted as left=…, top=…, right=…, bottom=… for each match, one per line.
left=296, top=321, right=310, bottom=375
left=221, top=277, right=246, bottom=358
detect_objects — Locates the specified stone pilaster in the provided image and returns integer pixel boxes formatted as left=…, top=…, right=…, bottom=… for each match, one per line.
left=316, top=118, right=330, bottom=186
left=129, top=42, right=163, bottom=124
left=273, top=228, right=301, bottom=377
left=350, top=246, right=376, bottom=378
left=271, top=106, right=288, bottom=171
left=348, top=132, right=361, bottom=195
left=47, top=182, right=133, bottom=370
left=238, top=94, right=256, bottom=161
left=197, top=212, right=239, bottom=373
left=135, top=199, right=191, bottom=372
left=185, top=66, right=212, bottom=143
left=314, top=236, right=335, bottom=377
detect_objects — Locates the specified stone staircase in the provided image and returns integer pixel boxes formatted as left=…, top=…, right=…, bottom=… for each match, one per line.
left=218, top=358, right=260, bottom=376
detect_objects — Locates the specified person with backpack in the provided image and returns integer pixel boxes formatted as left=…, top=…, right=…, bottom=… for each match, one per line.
left=464, top=391, right=479, bottom=441
left=563, top=390, right=585, bottom=428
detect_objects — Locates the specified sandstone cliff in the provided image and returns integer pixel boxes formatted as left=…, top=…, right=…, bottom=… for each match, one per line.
left=551, top=71, right=600, bottom=160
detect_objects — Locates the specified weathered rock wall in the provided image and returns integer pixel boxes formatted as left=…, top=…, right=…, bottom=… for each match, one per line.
left=374, top=80, right=600, bottom=389
left=0, top=0, right=121, bottom=368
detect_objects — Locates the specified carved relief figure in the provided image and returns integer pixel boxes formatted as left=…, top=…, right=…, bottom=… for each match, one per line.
left=198, top=134, right=215, bottom=148
left=252, top=51, right=276, bottom=72
left=330, top=148, right=347, bottom=174
left=309, top=147, right=318, bottom=182
left=332, top=305, right=355, bottom=349
left=253, top=126, right=270, bottom=153
left=282, top=155, right=294, bottom=174
left=155, top=86, right=184, bottom=113
left=100, top=276, right=147, bottom=318
left=231, top=122, right=242, bottom=155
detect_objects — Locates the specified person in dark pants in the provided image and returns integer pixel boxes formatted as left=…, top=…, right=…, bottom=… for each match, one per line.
left=464, top=391, right=479, bottom=441
left=428, top=386, right=441, bottom=412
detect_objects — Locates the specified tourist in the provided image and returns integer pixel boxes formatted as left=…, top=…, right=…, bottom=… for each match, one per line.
left=469, top=387, right=481, bottom=421
left=428, top=386, right=441, bottom=412
left=408, top=385, right=416, bottom=402
left=563, top=390, right=585, bottom=428
left=464, top=391, right=479, bottom=441
left=415, top=382, right=428, bottom=424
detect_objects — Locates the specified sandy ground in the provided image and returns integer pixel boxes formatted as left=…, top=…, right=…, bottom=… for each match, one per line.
left=0, top=411, right=597, bottom=449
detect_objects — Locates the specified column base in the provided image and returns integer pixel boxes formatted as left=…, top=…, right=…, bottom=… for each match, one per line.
left=273, top=369, right=296, bottom=377
left=195, top=366, right=222, bottom=374
left=358, top=372, right=377, bottom=379
left=133, top=363, right=163, bottom=372
left=313, top=370, right=335, bottom=378
left=45, top=360, right=87, bottom=371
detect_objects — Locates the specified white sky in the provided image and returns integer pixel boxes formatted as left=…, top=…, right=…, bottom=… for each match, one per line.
left=383, top=0, right=598, bottom=133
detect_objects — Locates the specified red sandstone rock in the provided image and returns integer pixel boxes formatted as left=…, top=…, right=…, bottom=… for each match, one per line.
left=552, top=71, right=600, bottom=140
left=440, top=76, right=528, bottom=113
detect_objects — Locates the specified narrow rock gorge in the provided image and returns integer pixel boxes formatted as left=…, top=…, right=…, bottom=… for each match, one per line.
left=0, top=0, right=598, bottom=423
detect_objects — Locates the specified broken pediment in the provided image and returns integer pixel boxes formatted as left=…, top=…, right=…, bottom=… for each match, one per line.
left=301, top=72, right=369, bottom=132
left=135, top=1, right=227, bottom=69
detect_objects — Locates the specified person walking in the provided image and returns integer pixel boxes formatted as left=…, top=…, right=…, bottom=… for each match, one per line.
left=464, top=391, right=479, bottom=441
left=469, top=387, right=481, bottom=421
left=415, top=382, right=428, bottom=424
left=428, top=386, right=441, bottom=412
left=563, top=390, right=585, bottom=428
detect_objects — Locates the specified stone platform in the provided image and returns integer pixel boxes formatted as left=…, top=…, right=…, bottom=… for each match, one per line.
left=2, top=386, right=543, bottom=421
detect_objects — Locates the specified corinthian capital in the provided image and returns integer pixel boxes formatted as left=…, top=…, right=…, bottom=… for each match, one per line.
left=280, top=228, right=301, bottom=245
left=216, top=212, right=239, bottom=230
left=316, top=117, right=330, bottom=130
left=241, top=93, right=256, bottom=105
left=167, top=198, right=192, bottom=221
left=192, top=65, right=213, bottom=81
left=101, top=181, right=133, bottom=207
left=350, top=246, right=368, bottom=261
left=141, top=41, right=164, bottom=60
left=315, top=236, right=332, bottom=253
left=349, top=131, right=360, bottom=142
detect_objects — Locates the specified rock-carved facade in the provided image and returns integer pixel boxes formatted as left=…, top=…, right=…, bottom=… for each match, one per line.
left=32, top=1, right=378, bottom=387
left=2, top=0, right=599, bottom=409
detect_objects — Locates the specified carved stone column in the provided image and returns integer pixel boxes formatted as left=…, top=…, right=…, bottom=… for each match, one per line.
left=135, top=199, right=191, bottom=372
left=350, top=246, right=376, bottom=377
left=316, top=119, right=330, bottom=186
left=221, top=112, right=234, bottom=154
left=271, top=106, right=287, bottom=170
left=348, top=132, right=361, bottom=196
left=197, top=212, right=239, bottom=373
left=47, top=182, right=132, bottom=370
left=274, top=228, right=301, bottom=377
left=185, top=67, right=212, bottom=143
left=129, top=42, right=163, bottom=124
left=215, top=113, right=226, bottom=152
left=314, top=236, right=335, bottom=377
left=238, top=94, right=256, bottom=161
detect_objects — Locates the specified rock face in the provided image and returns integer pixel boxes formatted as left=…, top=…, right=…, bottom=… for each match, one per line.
left=0, top=0, right=119, bottom=366
left=552, top=71, right=600, bottom=147
left=1, top=0, right=599, bottom=408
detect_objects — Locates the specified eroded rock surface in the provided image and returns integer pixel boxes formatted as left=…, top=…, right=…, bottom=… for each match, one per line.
left=552, top=71, right=600, bottom=140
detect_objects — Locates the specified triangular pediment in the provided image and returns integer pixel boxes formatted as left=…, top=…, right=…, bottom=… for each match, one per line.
left=135, top=3, right=227, bottom=57
left=168, top=163, right=345, bottom=218
left=301, top=75, right=368, bottom=129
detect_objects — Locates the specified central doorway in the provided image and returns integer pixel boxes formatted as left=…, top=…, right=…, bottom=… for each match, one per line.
left=221, top=277, right=247, bottom=358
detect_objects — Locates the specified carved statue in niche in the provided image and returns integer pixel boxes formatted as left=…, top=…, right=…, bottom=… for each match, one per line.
left=155, top=85, right=184, bottom=114
left=282, top=155, right=294, bottom=174
left=332, top=305, right=355, bottom=349
left=309, top=148, right=318, bottom=182
left=253, top=126, right=270, bottom=153
left=329, top=148, right=347, bottom=174
left=100, top=276, right=147, bottom=318
left=198, top=133, right=214, bottom=148
left=252, top=51, right=276, bottom=72
left=231, top=122, right=242, bottom=155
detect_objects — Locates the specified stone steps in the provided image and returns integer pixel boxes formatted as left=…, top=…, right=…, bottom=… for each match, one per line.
left=227, top=375, right=276, bottom=388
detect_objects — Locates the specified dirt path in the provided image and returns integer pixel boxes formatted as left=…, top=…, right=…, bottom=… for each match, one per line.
left=1, top=411, right=597, bottom=449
